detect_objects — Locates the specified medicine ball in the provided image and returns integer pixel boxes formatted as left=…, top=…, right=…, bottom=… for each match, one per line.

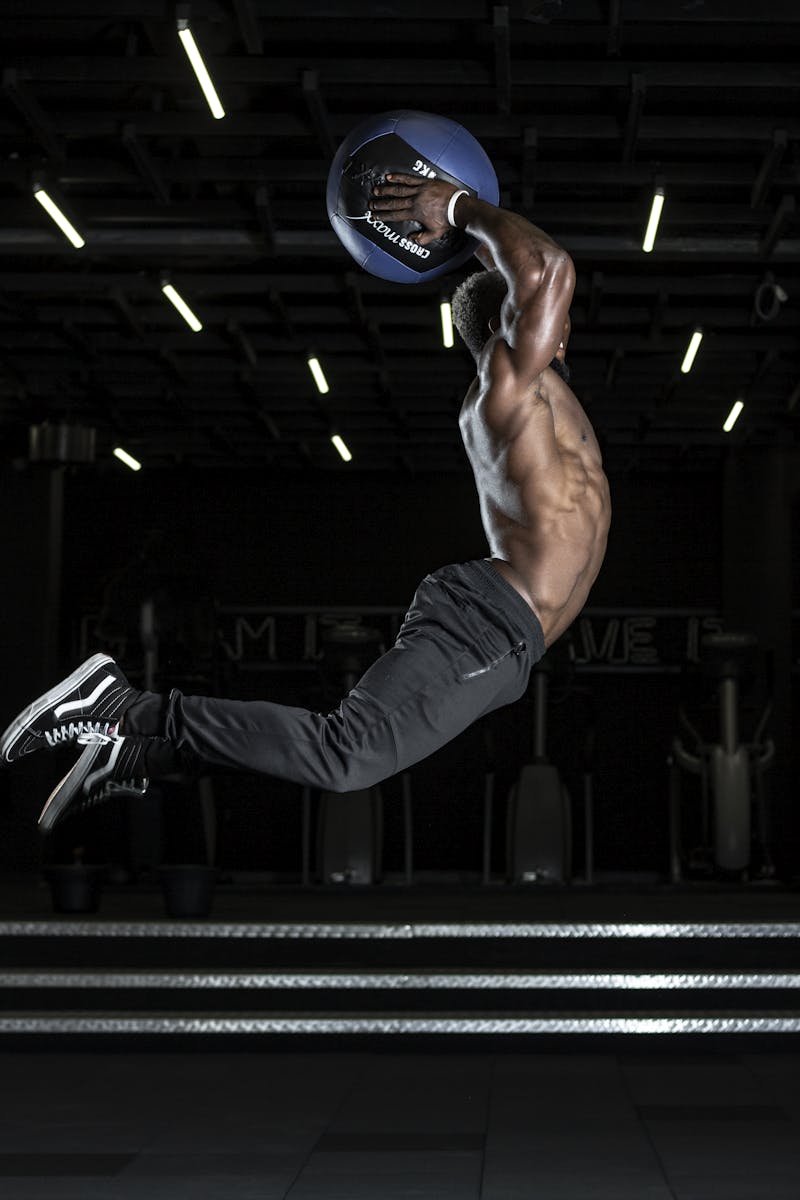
left=326, top=110, right=499, bottom=284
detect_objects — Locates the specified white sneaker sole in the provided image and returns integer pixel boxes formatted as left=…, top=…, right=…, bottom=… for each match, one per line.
left=38, top=742, right=104, bottom=832
left=0, top=653, right=115, bottom=764
left=38, top=739, right=148, bottom=833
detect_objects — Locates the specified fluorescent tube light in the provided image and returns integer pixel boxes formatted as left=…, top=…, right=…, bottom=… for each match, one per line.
left=113, top=447, right=142, bottom=472
left=440, top=300, right=454, bottom=348
left=642, top=187, right=664, bottom=253
left=161, top=282, right=203, bottom=332
left=177, top=26, right=225, bottom=119
left=33, top=188, right=85, bottom=249
left=723, top=400, right=744, bottom=433
left=307, top=356, right=329, bottom=394
left=331, top=434, right=352, bottom=463
left=680, top=328, right=703, bottom=374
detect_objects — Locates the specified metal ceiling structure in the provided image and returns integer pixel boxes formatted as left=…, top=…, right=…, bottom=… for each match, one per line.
left=1, top=0, right=799, bottom=474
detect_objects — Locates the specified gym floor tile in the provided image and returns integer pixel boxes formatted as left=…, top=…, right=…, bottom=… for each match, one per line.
left=637, top=1103, right=790, bottom=1121
left=120, top=1153, right=299, bottom=1177
left=480, top=1170, right=675, bottom=1200
left=0, top=1154, right=135, bottom=1177
left=284, top=1164, right=482, bottom=1200
left=3, top=1051, right=800, bottom=1199
left=667, top=1179, right=800, bottom=1200
left=314, top=1132, right=485, bottom=1152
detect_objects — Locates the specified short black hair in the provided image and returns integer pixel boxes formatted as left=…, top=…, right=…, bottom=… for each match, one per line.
left=451, top=268, right=507, bottom=361
left=451, top=267, right=572, bottom=383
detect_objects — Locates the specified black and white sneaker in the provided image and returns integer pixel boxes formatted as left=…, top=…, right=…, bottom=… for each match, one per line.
left=38, top=732, right=149, bottom=832
left=1, top=653, right=137, bottom=765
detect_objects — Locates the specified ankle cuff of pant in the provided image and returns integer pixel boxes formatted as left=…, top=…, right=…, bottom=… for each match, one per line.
left=143, top=737, right=187, bottom=780
left=122, top=691, right=169, bottom=738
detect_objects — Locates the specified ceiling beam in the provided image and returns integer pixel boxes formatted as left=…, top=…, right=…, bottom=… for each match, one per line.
left=301, top=70, right=336, bottom=161
left=268, top=290, right=295, bottom=342
left=4, top=227, right=800, bottom=263
left=10, top=56, right=800, bottom=90
left=606, top=0, right=623, bottom=57
left=759, top=195, right=797, bottom=259
left=108, top=287, right=147, bottom=341
left=493, top=6, right=511, bottom=116
left=59, top=320, right=97, bottom=362
left=522, top=127, right=537, bottom=211
left=121, top=123, right=170, bottom=204
left=649, top=291, right=668, bottom=343
left=1, top=68, right=63, bottom=162
left=5, top=0, right=800, bottom=19
left=750, top=129, right=788, bottom=209
left=587, top=272, right=603, bottom=326
left=621, top=72, right=646, bottom=164
left=254, top=185, right=277, bottom=254
left=9, top=196, right=797, bottom=234
left=232, top=0, right=263, bottom=54
left=236, top=372, right=282, bottom=442
left=26, top=158, right=796, bottom=190
left=4, top=110, right=799, bottom=144
left=226, top=319, right=258, bottom=368
left=1, top=269, right=797, bottom=300
left=604, top=347, right=625, bottom=389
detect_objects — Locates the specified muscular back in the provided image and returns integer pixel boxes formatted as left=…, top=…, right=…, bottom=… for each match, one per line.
left=366, top=174, right=611, bottom=645
left=460, top=347, right=611, bottom=647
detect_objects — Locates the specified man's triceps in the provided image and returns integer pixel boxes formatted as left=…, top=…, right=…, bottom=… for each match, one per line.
left=504, top=264, right=574, bottom=380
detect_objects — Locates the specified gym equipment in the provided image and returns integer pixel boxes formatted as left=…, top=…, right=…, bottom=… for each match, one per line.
left=294, top=614, right=412, bottom=887
left=487, top=645, right=573, bottom=883
left=314, top=618, right=384, bottom=884
left=303, top=772, right=413, bottom=887
left=481, top=653, right=595, bottom=885
left=327, top=109, right=499, bottom=283
left=317, top=786, right=383, bottom=886
left=506, top=656, right=572, bottom=883
left=137, top=598, right=218, bottom=873
left=668, top=631, right=775, bottom=879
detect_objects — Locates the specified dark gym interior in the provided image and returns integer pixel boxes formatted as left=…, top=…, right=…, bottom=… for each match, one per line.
left=0, top=3, right=799, bottom=1197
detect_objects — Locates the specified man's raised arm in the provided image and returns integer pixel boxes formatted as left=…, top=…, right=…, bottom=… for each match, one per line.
left=371, top=175, right=574, bottom=380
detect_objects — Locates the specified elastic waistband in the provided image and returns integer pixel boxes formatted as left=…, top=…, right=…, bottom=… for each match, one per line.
left=462, top=558, right=546, bottom=658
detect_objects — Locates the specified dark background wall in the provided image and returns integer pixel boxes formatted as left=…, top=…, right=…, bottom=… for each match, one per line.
left=3, top=458, right=798, bottom=877
left=58, top=464, right=726, bottom=609
left=60, top=463, right=724, bottom=874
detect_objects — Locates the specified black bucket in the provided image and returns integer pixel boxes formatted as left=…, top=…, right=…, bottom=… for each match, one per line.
left=45, top=865, right=105, bottom=914
left=159, top=865, right=217, bottom=918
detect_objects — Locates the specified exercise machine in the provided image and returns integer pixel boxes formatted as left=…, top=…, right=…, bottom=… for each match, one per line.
left=668, top=631, right=775, bottom=880
left=505, top=653, right=572, bottom=883
left=313, top=618, right=386, bottom=884
left=481, top=640, right=597, bottom=885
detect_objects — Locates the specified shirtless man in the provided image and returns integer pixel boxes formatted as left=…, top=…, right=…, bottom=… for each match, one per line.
left=375, top=175, right=611, bottom=648
left=0, top=179, right=610, bottom=831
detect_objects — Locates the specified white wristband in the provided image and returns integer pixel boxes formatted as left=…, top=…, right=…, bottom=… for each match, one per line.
left=446, top=189, right=468, bottom=229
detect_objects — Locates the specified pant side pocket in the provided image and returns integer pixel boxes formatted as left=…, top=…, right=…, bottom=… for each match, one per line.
left=461, top=641, right=526, bottom=680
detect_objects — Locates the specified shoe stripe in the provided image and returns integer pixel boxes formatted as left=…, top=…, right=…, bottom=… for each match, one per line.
left=53, top=673, right=116, bottom=720
left=1, top=653, right=114, bottom=762
left=96, top=684, right=128, bottom=719
left=117, top=739, right=143, bottom=780
left=83, top=737, right=124, bottom=794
